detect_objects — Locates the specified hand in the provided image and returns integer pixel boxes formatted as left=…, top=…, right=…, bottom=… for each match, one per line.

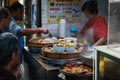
left=38, top=28, right=49, bottom=34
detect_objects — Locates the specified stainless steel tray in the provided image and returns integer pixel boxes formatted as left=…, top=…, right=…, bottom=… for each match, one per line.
left=40, top=55, right=82, bottom=66
left=80, top=51, right=93, bottom=66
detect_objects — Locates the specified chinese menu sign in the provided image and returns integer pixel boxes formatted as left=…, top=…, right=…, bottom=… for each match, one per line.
left=47, top=0, right=82, bottom=24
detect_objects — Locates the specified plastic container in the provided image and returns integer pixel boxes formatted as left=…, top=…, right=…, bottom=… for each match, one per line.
left=65, top=46, right=75, bottom=53
left=53, top=44, right=65, bottom=53
left=70, top=27, right=78, bottom=37
left=65, top=37, right=77, bottom=47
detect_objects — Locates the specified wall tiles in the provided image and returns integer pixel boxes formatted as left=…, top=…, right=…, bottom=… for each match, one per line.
left=42, top=24, right=47, bottom=28
left=41, top=9, right=47, bottom=18
left=97, top=0, right=108, bottom=21
left=41, top=0, right=47, bottom=4
left=41, top=0, right=47, bottom=18
left=42, top=18, right=47, bottom=24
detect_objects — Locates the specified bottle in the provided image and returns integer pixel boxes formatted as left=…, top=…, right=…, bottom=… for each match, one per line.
left=58, top=19, right=66, bottom=38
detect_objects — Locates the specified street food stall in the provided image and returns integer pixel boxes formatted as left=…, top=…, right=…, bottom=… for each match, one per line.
left=2, top=0, right=120, bottom=80
left=25, top=36, right=93, bottom=80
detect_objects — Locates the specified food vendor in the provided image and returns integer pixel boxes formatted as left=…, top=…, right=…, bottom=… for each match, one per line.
left=79, top=1, right=108, bottom=46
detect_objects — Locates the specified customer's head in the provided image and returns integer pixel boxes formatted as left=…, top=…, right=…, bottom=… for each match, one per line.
left=9, top=1, right=24, bottom=20
left=0, top=7, right=11, bottom=30
left=0, top=32, right=20, bottom=71
left=82, top=1, right=98, bottom=20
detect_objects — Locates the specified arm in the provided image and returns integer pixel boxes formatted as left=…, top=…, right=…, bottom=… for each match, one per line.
left=18, top=28, right=49, bottom=36
left=93, top=37, right=107, bottom=46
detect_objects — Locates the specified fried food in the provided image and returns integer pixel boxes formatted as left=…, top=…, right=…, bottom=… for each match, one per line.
left=61, top=62, right=92, bottom=74
left=66, top=42, right=74, bottom=47
left=58, top=39, right=66, bottom=43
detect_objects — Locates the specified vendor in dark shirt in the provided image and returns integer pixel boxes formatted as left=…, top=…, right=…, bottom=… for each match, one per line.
left=0, top=32, right=20, bottom=80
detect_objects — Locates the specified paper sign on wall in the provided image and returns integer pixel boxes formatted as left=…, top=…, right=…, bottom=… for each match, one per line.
left=47, top=0, right=82, bottom=24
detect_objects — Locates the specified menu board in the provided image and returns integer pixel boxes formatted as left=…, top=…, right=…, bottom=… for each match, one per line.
left=47, top=0, right=82, bottom=24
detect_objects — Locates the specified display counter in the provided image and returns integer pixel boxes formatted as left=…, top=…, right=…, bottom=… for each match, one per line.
left=23, top=46, right=91, bottom=80
left=93, top=45, right=120, bottom=80
left=24, top=47, right=60, bottom=80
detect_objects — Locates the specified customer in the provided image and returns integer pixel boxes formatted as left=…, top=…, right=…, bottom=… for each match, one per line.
left=80, top=1, right=107, bottom=46
left=0, top=7, right=11, bottom=33
left=0, top=32, right=20, bottom=80
left=5, top=1, right=49, bottom=62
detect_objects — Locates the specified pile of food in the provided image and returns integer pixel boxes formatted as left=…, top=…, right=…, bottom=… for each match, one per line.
left=60, top=62, right=92, bottom=75
left=52, top=38, right=83, bottom=53
left=41, top=38, right=83, bottom=59
left=29, top=37, right=84, bottom=59
left=30, top=37, right=58, bottom=44
left=29, top=37, right=58, bottom=48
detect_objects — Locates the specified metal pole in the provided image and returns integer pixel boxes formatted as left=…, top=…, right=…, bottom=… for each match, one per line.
left=24, top=0, right=32, bottom=45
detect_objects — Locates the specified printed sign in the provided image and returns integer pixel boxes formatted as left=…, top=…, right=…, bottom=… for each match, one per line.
left=47, top=0, right=82, bottom=24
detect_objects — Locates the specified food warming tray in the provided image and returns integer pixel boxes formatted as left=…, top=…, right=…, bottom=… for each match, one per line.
left=39, top=54, right=82, bottom=66
left=41, top=46, right=82, bottom=59
left=29, top=37, right=56, bottom=48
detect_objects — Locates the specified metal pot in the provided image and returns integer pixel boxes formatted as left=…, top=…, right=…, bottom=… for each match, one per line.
left=59, top=62, right=93, bottom=80
left=80, top=51, right=93, bottom=66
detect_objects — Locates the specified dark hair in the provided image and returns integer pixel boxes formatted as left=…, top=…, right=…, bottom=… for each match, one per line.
left=0, top=32, right=18, bottom=66
left=0, top=7, right=10, bottom=20
left=82, top=1, right=98, bottom=14
left=9, top=1, right=23, bottom=13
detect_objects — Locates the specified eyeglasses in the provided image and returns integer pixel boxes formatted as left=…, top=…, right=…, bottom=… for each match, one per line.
left=7, top=16, right=11, bottom=19
left=0, top=16, right=11, bottom=21
left=0, top=16, right=5, bottom=20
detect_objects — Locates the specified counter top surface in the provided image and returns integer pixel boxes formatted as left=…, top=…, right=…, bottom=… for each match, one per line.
left=24, top=47, right=59, bottom=70
left=35, top=58, right=59, bottom=70
left=94, top=45, right=120, bottom=59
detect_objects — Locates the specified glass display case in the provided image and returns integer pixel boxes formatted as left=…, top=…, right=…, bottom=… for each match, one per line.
left=108, top=0, right=120, bottom=53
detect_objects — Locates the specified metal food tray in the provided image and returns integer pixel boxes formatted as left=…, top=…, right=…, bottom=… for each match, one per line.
left=80, top=51, right=93, bottom=66
left=40, top=54, right=82, bottom=66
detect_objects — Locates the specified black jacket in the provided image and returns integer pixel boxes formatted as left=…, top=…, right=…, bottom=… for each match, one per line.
left=0, top=67, right=17, bottom=80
